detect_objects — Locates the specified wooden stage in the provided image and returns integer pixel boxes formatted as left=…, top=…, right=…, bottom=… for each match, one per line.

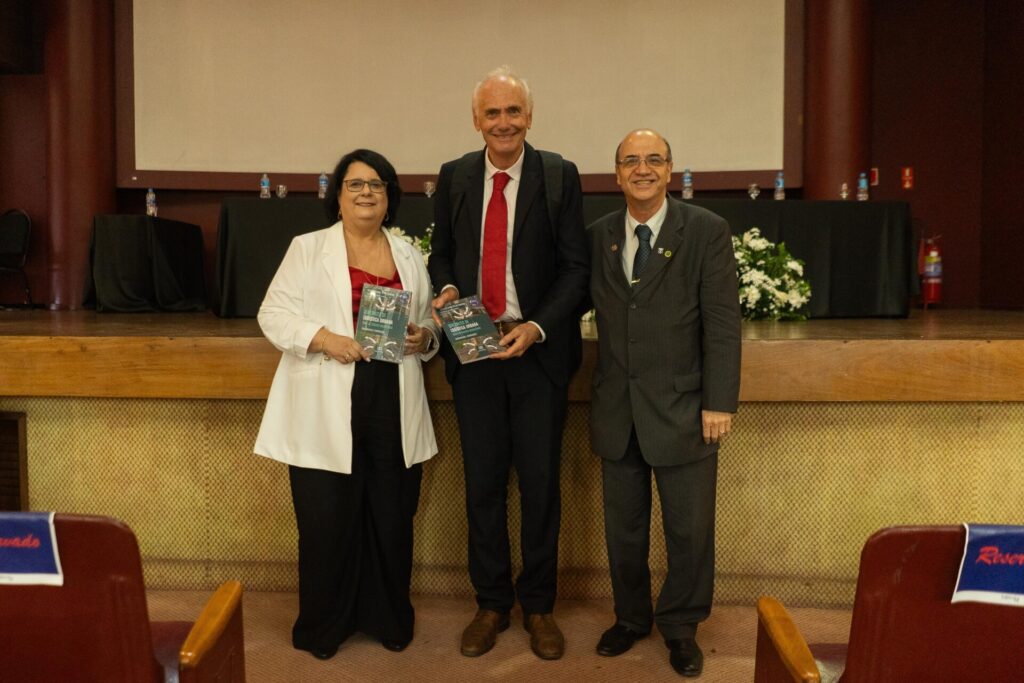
left=2, top=309, right=1024, bottom=402
left=4, top=309, right=1024, bottom=607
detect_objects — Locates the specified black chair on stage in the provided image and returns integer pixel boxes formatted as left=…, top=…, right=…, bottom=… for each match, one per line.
left=0, top=208, right=32, bottom=305
left=754, top=525, right=1024, bottom=682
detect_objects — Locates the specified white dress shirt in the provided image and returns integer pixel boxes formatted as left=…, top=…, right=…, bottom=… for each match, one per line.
left=621, top=197, right=669, bottom=281
left=480, top=148, right=525, bottom=321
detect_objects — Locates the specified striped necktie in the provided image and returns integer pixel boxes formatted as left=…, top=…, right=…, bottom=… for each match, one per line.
left=631, top=224, right=652, bottom=284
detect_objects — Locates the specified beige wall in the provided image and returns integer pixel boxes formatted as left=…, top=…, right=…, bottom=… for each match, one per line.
left=4, top=396, right=1021, bottom=608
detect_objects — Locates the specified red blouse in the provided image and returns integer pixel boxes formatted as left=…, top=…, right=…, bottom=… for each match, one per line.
left=349, top=267, right=403, bottom=322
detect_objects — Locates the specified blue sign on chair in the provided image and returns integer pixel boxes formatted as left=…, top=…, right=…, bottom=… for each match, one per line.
left=953, top=523, right=1024, bottom=607
left=0, top=511, right=63, bottom=585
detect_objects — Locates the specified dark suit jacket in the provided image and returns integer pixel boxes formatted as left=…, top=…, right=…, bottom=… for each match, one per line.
left=588, top=197, right=741, bottom=466
left=429, top=142, right=589, bottom=386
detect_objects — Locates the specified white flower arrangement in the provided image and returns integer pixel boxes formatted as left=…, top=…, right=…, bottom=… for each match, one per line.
left=387, top=224, right=433, bottom=265
left=732, top=227, right=811, bottom=320
left=582, top=227, right=811, bottom=323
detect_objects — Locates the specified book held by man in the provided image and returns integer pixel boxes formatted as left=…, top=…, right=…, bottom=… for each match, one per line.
left=438, top=295, right=505, bottom=364
left=355, top=284, right=412, bottom=363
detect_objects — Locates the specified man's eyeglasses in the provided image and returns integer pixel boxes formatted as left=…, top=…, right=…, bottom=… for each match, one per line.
left=343, top=179, right=387, bottom=193
left=616, top=155, right=671, bottom=169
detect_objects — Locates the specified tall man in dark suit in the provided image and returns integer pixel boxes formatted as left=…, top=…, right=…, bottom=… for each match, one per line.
left=428, top=66, right=589, bottom=661
left=588, top=129, right=741, bottom=678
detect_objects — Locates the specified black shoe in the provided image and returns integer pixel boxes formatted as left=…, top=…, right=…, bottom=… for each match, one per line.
left=382, top=639, right=409, bottom=652
left=667, top=638, right=703, bottom=677
left=309, top=645, right=338, bottom=660
left=596, top=623, right=647, bottom=656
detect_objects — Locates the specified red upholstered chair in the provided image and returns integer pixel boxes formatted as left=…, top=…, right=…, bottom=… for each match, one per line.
left=755, top=525, right=1024, bottom=682
left=0, top=514, right=246, bottom=682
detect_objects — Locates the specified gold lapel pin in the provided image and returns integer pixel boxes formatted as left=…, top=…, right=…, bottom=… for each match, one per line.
left=610, top=244, right=619, bottom=252
left=664, top=250, right=672, bottom=258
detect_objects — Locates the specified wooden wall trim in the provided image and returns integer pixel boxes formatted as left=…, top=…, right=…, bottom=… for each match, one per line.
left=115, top=169, right=787, bottom=195
left=3, top=336, right=1024, bottom=402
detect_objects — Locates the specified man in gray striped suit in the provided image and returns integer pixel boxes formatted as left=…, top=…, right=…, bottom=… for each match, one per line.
left=587, top=129, right=741, bottom=678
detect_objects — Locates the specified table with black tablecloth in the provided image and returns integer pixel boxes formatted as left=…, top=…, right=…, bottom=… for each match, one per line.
left=693, top=199, right=915, bottom=318
left=215, top=196, right=436, bottom=317
left=84, top=215, right=206, bottom=312
left=584, top=197, right=915, bottom=318
left=214, top=196, right=914, bottom=319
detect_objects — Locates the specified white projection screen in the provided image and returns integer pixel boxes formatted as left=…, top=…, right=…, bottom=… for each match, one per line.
left=120, top=0, right=800, bottom=188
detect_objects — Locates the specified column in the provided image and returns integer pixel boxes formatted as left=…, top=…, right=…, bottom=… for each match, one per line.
left=45, top=0, right=116, bottom=309
left=803, top=0, right=871, bottom=200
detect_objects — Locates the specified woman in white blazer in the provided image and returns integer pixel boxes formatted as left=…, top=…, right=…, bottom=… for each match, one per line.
left=255, top=149, right=439, bottom=660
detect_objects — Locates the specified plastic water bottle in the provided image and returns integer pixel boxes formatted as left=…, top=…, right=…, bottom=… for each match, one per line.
left=260, top=173, right=271, bottom=199
left=774, top=172, right=785, bottom=200
left=682, top=168, right=693, bottom=200
left=145, top=188, right=157, bottom=217
left=857, top=172, right=869, bottom=201
left=318, top=171, right=328, bottom=199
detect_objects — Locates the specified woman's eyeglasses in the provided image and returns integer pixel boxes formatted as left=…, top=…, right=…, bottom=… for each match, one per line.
left=343, top=179, right=387, bottom=193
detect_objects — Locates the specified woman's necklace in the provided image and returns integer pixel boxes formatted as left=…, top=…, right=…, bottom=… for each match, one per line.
left=348, top=232, right=389, bottom=285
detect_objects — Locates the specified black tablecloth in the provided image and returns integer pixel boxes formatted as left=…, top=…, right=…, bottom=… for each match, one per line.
left=691, top=199, right=915, bottom=318
left=215, top=196, right=440, bottom=317
left=215, top=198, right=331, bottom=317
left=214, top=196, right=914, bottom=319
left=84, top=215, right=206, bottom=312
left=582, top=197, right=915, bottom=318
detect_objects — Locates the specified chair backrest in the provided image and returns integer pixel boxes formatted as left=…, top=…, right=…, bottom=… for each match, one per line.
left=842, top=525, right=1024, bottom=682
left=0, top=208, right=31, bottom=267
left=0, top=514, right=164, bottom=682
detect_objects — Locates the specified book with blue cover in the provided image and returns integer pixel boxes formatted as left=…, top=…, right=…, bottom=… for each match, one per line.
left=438, top=295, right=505, bottom=364
left=354, top=284, right=412, bottom=364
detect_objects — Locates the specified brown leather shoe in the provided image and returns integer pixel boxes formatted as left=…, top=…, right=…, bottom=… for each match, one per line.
left=524, top=613, right=565, bottom=660
left=460, top=609, right=510, bottom=657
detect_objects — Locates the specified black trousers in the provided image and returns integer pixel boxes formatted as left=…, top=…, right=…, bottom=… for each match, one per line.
left=601, top=428, right=717, bottom=641
left=451, top=351, right=567, bottom=615
left=289, top=360, right=422, bottom=652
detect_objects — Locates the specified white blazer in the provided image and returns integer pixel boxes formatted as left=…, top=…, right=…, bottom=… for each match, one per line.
left=254, top=221, right=439, bottom=474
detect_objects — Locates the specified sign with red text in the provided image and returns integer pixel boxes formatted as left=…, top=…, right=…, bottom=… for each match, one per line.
left=952, top=524, right=1024, bottom=607
left=0, top=511, right=63, bottom=585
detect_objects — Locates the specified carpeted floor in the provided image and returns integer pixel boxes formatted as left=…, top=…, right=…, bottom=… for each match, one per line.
left=149, top=591, right=851, bottom=682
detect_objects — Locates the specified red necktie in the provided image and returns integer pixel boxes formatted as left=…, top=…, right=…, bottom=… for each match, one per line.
left=482, top=171, right=510, bottom=319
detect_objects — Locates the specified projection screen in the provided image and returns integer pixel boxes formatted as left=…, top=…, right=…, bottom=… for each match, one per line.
left=121, top=0, right=798, bottom=187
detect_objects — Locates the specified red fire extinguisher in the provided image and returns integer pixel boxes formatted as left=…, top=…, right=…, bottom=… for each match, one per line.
left=918, top=236, right=942, bottom=307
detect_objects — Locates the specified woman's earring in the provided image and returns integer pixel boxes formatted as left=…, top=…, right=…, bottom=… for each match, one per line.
left=384, top=212, right=390, bottom=223
left=337, top=209, right=343, bottom=220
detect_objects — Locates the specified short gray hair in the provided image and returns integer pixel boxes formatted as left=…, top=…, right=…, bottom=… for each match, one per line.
left=472, top=65, right=534, bottom=115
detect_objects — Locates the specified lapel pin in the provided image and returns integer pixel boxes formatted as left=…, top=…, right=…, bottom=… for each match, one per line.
left=663, top=250, right=672, bottom=258
left=610, top=244, right=619, bottom=252
left=657, top=247, right=664, bottom=254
